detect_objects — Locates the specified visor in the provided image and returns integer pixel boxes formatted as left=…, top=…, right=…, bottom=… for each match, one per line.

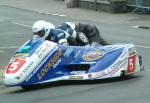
left=33, top=29, right=45, bottom=37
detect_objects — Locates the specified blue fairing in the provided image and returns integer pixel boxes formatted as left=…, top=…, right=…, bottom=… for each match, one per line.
left=88, top=48, right=123, bottom=72
left=15, top=39, right=125, bottom=86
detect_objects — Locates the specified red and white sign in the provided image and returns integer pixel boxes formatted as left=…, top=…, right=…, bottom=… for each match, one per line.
left=127, top=55, right=136, bottom=73
left=6, top=58, right=25, bottom=74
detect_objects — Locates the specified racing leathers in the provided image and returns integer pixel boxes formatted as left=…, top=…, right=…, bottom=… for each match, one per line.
left=45, top=22, right=109, bottom=46
left=57, top=22, right=109, bottom=46
left=45, top=28, right=69, bottom=45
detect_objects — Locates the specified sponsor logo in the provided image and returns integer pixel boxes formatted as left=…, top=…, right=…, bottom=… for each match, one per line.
left=127, top=55, right=136, bottom=73
left=90, top=60, right=127, bottom=78
left=35, top=46, right=48, bottom=58
left=18, top=61, right=34, bottom=79
left=69, top=75, right=83, bottom=80
left=6, top=58, right=26, bottom=74
left=22, top=61, right=34, bottom=73
left=88, top=74, right=92, bottom=78
left=26, top=46, right=58, bottom=82
left=35, top=41, right=55, bottom=58
left=110, top=60, right=122, bottom=70
left=110, top=60, right=127, bottom=76
left=82, top=50, right=104, bottom=61
left=37, top=50, right=62, bottom=80
left=70, top=71, right=85, bottom=75
left=15, top=53, right=29, bottom=57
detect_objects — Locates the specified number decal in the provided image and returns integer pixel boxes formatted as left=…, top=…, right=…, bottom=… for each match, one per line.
left=8, top=62, right=19, bottom=71
left=127, top=55, right=136, bottom=73
left=6, top=58, right=25, bottom=74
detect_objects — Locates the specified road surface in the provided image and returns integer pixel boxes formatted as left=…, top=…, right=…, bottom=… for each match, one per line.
left=0, top=5, right=150, bottom=103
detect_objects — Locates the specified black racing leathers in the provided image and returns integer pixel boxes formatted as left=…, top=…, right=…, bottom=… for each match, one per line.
left=75, top=23, right=109, bottom=45
left=56, top=22, right=110, bottom=46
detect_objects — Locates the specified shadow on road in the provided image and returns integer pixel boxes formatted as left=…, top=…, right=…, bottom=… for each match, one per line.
left=7, top=75, right=143, bottom=94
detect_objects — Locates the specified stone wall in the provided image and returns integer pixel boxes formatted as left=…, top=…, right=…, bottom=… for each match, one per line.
left=65, top=0, right=127, bottom=13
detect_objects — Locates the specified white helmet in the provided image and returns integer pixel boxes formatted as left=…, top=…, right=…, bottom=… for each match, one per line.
left=32, top=20, right=55, bottom=40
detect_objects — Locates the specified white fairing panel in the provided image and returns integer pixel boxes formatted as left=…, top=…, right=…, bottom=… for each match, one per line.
left=4, top=41, right=57, bottom=85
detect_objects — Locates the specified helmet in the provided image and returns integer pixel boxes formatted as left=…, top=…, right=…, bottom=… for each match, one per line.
left=32, top=20, right=55, bottom=40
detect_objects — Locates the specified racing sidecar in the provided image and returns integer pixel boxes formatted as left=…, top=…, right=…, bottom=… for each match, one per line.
left=3, top=38, right=143, bottom=89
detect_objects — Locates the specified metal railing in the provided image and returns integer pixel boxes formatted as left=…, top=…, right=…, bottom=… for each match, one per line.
left=80, top=0, right=110, bottom=4
left=127, top=0, right=150, bottom=13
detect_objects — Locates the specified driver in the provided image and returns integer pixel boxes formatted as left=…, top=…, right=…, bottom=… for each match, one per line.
left=32, top=20, right=109, bottom=46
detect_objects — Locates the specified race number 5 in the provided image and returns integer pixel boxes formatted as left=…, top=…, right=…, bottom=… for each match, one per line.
left=127, top=55, right=136, bottom=73
left=6, top=58, right=25, bottom=74
left=8, top=62, right=19, bottom=71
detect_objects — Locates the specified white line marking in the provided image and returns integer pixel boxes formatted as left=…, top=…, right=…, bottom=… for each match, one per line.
left=38, top=12, right=67, bottom=17
left=0, top=46, right=20, bottom=49
left=11, top=22, right=31, bottom=28
left=135, top=44, right=150, bottom=49
left=51, top=14, right=66, bottom=17
left=132, top=26, right=139, bottom=28
left=132, top=26, right=150, bottom=29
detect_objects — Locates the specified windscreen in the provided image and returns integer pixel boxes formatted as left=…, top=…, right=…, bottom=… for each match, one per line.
left=16, top=45, right=31, bottom=53
left=15, top=39, right=42, bottom=57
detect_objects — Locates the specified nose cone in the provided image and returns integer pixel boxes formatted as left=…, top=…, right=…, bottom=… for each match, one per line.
left=3, top=58, right=26, bottom=86
left=3, top=74, right=20, bottom=86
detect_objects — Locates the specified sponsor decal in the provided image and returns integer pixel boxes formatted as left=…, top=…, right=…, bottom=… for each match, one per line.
left=110, top=60, right=122, bottom=70
left=15, top=53, right=29, bottom=57
left=70, top=71, right=85, bottom=75
left=37, top=50, right=62, bottom=80
left=26, top=46, right=58, bottom=82
left=35, top=41, right=55, bottom=58
left=94, top=71, right=106, bottom=78
left=6, top=58, right=26, bottom=74
left=18, top=61, right=34, bottom=79
left=110, top=60, right=127, bottom=76
left=82, top=50, right=104, bottom=61
left=55, top=71, right=67, bottom=75
left=88, top=74, right=92, bottom=78
left=69, top=75, right=83, bottom=80
left=23, top=61, right=34, bottom=73
left=63, top=48, right=73, bottom=58
left=127, top=55, right=136, bottom=73
left=35, top=46, right=48, bottom=58
left=90, top=60, right=127, bottom=78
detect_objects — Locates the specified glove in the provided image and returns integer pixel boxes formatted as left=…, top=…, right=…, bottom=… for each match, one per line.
left=58, top=39, right=69, bottom=45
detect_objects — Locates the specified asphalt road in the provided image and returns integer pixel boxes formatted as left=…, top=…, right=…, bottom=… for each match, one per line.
left=0, top=5, right=150, bottom=103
